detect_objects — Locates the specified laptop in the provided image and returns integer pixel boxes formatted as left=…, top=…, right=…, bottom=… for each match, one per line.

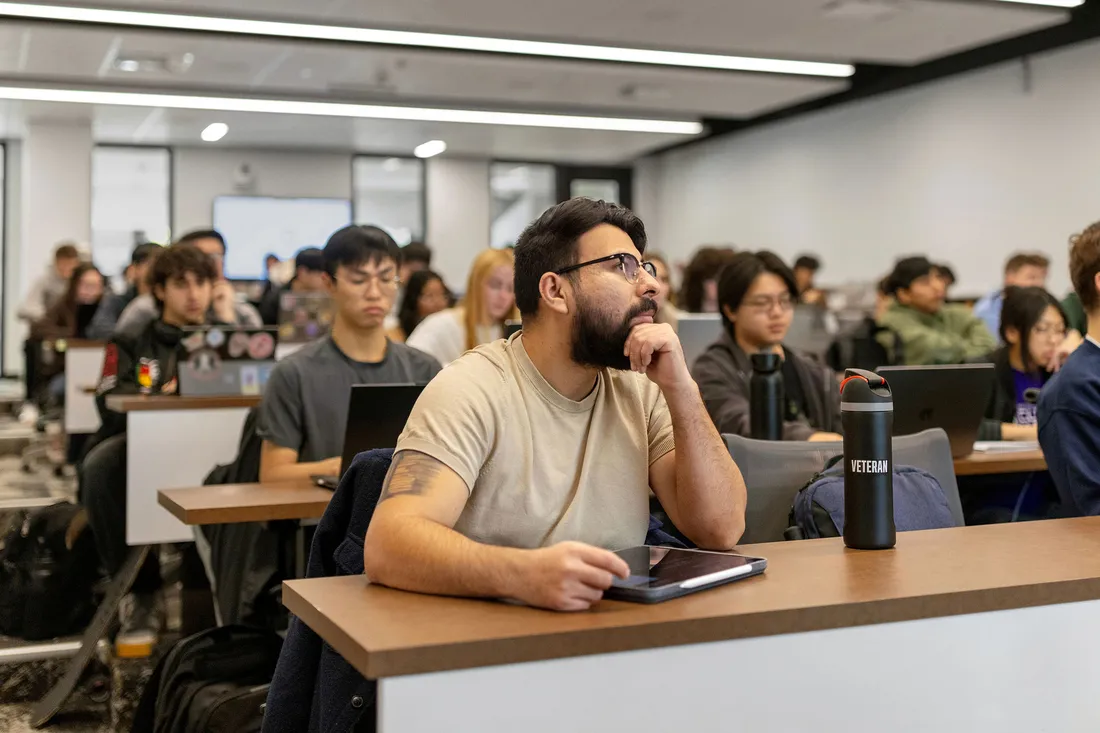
left=178, top=326, right=278, bottom=397
left=277, top=292, right=334, bottom=344
left=313, top=383, right=426, bottom=489
left=875, top=364, right=995, bottom=458
left=675, top=313, right=723, bottom=370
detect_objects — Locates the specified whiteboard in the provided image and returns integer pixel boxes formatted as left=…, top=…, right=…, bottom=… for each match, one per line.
left=213, top=195, right=352, bottom=280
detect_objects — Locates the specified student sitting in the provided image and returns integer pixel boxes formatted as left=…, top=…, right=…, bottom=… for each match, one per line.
left=258, top=247, right=327, bottom=325
left=31, top=263, right=106, bottom=406
left=32, top=263, right=105, bottom=342
left=680, top=246, right=736, bottom=313
left=86, top=243, right=162, bottom=340
left=792, top=254, right=824, bottom=305
left=405, top=248, right=517, bottom=365
left=364, top=198, right=747, bottom=612
left=386, top=269, right=450, bottom=343
left=973, top=253, right=1050, bottom=339
left=257, top=226, right=441, bottom=484
left=878, top=256, right=996, bottom=365
left=82, top=244, right=221, bottom=645
left=114, top=229, right=261, bottom=334
left=19, top=243, right=82, bottom=423
left=691, top=251, right=842, bottom=441
left=977, top=287, right=1074, bottom=442
left=1039, top=223, right=1100, bottom=516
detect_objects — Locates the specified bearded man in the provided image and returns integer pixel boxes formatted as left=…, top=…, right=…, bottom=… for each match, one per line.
left=362, top=198, right=747, bottom=612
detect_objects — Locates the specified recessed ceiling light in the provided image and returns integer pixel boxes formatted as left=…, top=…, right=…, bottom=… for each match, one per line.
left=200, top=121, right=228, bottom=142
left=413, top=140, right=447, bottom=158
left=0, top=2, right=856, bottom=77
left=115, top=59, right=141, bottom=72
left=0, top=85, right=704, bottom=134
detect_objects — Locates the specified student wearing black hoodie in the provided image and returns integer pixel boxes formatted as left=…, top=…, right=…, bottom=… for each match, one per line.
left=82, top=243, right=221, bottom=649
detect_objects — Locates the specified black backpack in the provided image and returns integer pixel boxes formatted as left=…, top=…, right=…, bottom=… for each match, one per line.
left=131, top=625, right=283, bottom=733
left=786, top=458, right=956, bottom=540
left=0, top=502, right=102, bottom=640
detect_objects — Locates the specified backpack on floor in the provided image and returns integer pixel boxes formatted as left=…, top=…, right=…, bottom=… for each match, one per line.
left=131, top=625, right=283, bottom=733
left=787, top=459, right=956, bottom=540
left=0, top=502, right=102, bottom=640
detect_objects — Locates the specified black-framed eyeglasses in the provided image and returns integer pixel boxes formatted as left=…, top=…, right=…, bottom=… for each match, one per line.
left=554, top=253, right=657, bottom=284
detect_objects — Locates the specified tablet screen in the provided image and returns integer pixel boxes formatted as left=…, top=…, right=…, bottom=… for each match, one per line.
left=613, top=547, right=758, bottom=589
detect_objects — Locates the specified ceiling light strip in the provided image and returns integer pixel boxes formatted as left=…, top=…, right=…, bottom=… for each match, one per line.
left=991, top=0, right=1083, bottom=6
left=0, top=2, right=855, bottom=78
left=0, top=85, right=705, bottom=134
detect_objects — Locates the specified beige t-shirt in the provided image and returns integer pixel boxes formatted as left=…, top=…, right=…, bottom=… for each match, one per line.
left=395, top=334, right=675, bottom=550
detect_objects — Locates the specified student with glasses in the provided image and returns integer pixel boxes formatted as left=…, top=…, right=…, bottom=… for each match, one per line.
left=406, top=248, right=518, bottom=366
left=691, top=250, right=843, bottom=441
left=257, top=225, right=441, bottom=484
left=364, top=198, right=746, bottom=612
left=976, top=286, right=1078, bottom=443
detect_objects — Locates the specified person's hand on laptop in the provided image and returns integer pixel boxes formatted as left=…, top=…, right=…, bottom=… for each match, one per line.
left=319, top=456, right=341, bottom=477
left=510, top=542, right=630, bottom=612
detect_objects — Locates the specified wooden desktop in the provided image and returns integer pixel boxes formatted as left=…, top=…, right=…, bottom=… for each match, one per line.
left=285, top=517, right=1100, bottom=732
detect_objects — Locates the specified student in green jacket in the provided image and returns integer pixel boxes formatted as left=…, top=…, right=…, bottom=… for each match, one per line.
left=878, top=256, right=996, bottom=365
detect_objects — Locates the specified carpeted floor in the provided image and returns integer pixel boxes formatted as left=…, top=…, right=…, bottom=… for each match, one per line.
left=0, top=398, right=127, bottom=733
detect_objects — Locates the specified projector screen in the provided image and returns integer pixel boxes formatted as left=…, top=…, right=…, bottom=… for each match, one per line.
left=213, top=195, right=353, bottom=280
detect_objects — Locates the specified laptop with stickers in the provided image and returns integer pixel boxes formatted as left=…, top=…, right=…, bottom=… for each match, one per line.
left=177, top=326, right=279, bottom=397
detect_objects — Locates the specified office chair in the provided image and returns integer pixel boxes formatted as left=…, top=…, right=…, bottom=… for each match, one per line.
left=724, top=428, right=963, bottom=545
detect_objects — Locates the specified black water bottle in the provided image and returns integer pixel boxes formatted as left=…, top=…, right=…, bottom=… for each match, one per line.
left=840, top=368, right=895, bottom=550
left=750, top=352, right=784, bottom=441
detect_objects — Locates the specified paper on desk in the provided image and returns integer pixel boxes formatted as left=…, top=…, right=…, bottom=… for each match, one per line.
left=972, top=441, right=1040, bottom=453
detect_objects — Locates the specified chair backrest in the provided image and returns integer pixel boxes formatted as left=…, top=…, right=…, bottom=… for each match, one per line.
left=724, top=427, right=963, bottom=545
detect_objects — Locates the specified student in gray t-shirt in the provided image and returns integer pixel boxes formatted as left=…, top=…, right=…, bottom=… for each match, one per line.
left=257, top=225, right=440, bottom=483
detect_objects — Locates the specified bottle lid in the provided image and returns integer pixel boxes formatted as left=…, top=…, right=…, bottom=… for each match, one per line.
left=750, top=351, right=781, bottom=373
left=840, top=368, right=892, bottom=411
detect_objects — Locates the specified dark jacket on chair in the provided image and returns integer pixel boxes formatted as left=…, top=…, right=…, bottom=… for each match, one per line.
left=692, top=331, right=842, bottom=440
left=262, top=448, right=391, bottom=733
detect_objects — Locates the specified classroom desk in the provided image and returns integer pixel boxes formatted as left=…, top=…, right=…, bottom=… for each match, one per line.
left=107, top=394, right=262, bottom=544
left=953, top=448, right=1046, bottom=476
left=158, top=479, right=331, bottom=525
left=285, top=517, right=1100, bottom=733
left=63, top=340, right=105, bottom=434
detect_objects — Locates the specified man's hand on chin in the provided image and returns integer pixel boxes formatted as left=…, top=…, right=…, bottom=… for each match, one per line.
left=624, top=322, right=696, bottom=398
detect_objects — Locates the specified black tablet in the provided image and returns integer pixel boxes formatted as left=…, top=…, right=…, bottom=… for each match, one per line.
left=604, top=546, right=767, bottom=604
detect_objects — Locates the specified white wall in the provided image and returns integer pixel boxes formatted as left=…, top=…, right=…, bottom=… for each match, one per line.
left=636, top=36, right=1100, bottom=298
left=427, top=158, right=491, bottom=293
left=173, top=148, right=353, bottom=233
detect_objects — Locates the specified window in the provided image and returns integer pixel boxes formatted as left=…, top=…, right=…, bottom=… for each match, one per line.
left=352, top=157, right=424, bottom=245
left=91, top=146, right=172, bottom=283
left=490, top=163, right=555, bottom=249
